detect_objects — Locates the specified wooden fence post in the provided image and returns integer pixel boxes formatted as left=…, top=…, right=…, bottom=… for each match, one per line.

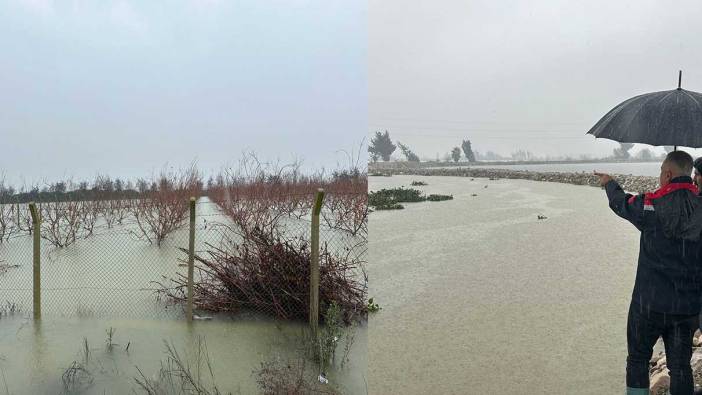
left=29, top=202, right=40, bottom=320
left=310, top=189, right=325, bottom=336
left=187, top=197, right=196, bottom=321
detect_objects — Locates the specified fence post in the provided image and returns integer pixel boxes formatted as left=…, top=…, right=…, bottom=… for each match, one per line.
left=29, top=202, right=40, bottom=320
left=187, top=197, right=196, bottom=321
left=310, top=189, right=325, bottom=336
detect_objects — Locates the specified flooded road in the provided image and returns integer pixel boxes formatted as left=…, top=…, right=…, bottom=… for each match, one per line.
left=368, top=175, right=640, bottom=394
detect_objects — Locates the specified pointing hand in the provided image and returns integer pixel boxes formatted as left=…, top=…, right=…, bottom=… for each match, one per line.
left=593, top=171, right=612, bottom=187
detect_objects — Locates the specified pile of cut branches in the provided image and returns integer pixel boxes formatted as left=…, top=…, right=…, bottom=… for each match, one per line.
left=156, top=226, right=367, bottom=323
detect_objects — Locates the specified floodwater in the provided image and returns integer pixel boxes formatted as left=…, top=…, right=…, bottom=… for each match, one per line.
left=368, top=175, right=639, bottom=394
left=433, top=161, right=661, bottom=176
left=0, top=197, right=367, bottom=394
left=0, top=315, right=367, bottom=394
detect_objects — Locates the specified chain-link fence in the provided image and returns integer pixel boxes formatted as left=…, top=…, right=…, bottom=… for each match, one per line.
left=0, top=193, right=367, bottom=324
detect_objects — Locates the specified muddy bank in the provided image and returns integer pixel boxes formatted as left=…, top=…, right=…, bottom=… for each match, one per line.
left=369, top=165, right=659, bottom=193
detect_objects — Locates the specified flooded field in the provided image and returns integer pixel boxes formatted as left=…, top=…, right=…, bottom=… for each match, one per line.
left=0, top=197, right=368, bottom=394
left=0, top=315, right=367, bottom=394
left=368, top=175, right=640, bottom=394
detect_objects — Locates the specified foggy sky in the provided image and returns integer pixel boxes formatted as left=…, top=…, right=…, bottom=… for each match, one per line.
left=0, top=0, right=366, bottom=189
left=370, top=0, right=702, bottom=161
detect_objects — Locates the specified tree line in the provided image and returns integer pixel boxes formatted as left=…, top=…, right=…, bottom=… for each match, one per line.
left=369, top=130, right=476, bottom=163
left=368, top=130, right=671, bottom=163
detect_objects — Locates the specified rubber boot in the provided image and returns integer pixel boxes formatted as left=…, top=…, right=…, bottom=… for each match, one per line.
left=626, top=387, right=649, bottom=395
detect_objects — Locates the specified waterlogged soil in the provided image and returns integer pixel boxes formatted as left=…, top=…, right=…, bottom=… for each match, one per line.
left=0, top=315, right=367, bottom=394
left=368, top=175, right=639, bottom=394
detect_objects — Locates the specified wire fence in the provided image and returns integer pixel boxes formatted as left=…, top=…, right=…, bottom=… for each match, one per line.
left=0, top=194, right=367, bottom=323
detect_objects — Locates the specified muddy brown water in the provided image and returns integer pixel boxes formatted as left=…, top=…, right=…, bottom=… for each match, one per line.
left=368, top=175, right=640, bottom=394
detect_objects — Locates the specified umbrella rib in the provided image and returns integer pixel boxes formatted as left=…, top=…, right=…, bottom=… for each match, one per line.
left=589, top=94, right=642, bottom=135
left=681, top=89, right=702, bottom=112
left=619, top=93, right=659, bottom=143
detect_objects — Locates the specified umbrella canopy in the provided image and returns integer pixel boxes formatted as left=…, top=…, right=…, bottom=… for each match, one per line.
left=587, top=71, right=702, bottom=147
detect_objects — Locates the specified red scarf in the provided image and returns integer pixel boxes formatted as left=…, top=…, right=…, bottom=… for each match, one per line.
left=628, top=182, right=700, bottom=206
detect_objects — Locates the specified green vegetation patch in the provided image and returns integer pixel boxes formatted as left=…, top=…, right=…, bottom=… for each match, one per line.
left=427, top=194, right=453, bottom=202
left=369, top=187, right=453, bottom=210
left=410, top=180, right=428, bottom=186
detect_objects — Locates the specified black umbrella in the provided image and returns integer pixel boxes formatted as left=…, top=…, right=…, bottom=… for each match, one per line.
left=587, top=71, right=702, bottom=148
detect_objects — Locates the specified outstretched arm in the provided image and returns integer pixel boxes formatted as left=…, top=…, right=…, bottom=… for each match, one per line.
left=594, top=171, right=645, bottom=230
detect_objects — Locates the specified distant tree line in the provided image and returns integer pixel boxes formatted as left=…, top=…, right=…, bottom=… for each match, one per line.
left=368, top=130, right=669, bottom=163
left=368, top=130, right=477, bottom=163
left=0, top=175, right=206, bottom=204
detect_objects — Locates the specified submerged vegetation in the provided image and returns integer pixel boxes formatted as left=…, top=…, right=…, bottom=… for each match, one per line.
left=51, top=328, right=347, bottom=394
left=0, top=302, right=20, bottom=318
left=256, top=358, right=340, bottom=395
left=134, top=338, right=229, bottom=395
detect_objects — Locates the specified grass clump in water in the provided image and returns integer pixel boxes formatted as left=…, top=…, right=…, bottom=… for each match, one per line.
left=369, top=187, right=424, bottom=210
left=134, top=337, right=228, bottom=395
left=62, top=337, right=94, bottom=393
left=255, top=358, right=340, bottom=395
left=0, top=302, right=19, bottom=318
left=426, top=194, right=453, bottom=202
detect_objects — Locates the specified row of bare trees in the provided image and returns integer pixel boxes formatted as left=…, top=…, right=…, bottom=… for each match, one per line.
left=206, top=154, right=368, bottom=239
left=0, top=167, right=203, bottom=248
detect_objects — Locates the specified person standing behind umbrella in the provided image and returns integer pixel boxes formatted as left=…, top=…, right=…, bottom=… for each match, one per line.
left=693, top=157, right=702, bottom=195
left=595, top=150, right=702, bottom=395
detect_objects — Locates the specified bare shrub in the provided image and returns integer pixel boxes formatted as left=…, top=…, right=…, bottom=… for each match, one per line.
left=17, top=204, right=33, bottom=235
left=41, top=200, right=83, bottom=248
left=0, top=175, right=19, bottom=241
left=322, top=174, right=368, bottom=238
left=0, top=204, right=16, bottom=242
left=113, top=198, right=130, bottom=225
left=79, top=200, right=99, bottom=237
left=133, top=166, right=202, bottom=246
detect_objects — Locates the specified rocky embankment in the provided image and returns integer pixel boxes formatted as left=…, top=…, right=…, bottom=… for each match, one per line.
left=369, top=166, right=659, bottom=193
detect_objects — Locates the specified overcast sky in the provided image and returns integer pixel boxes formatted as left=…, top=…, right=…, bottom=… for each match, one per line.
left=370, top=0, right=702, bottom=161
left=0, top=0, right=366, bottom=189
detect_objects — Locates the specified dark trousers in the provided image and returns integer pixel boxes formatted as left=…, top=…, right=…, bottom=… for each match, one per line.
left=626, top=301, right=699, bottom=395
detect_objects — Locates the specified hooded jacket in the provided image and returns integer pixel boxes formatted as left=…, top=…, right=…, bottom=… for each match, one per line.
left=605, top=176, right=702, bottom=314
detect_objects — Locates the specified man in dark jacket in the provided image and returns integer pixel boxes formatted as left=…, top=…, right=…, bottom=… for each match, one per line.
left=595, top=150, right=702, bottom=395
